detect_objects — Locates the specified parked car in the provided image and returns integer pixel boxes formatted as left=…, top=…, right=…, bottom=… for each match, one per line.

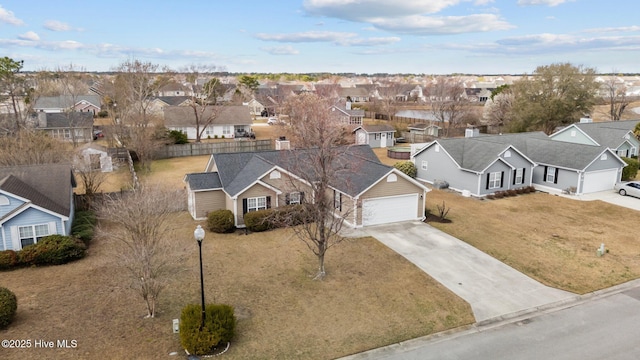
left=267, top=117, right=285, bottom=125
left=614, top=181, right=640, bottom=198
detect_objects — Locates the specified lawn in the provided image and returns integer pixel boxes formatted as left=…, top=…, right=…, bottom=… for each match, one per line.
left=0, top=213, right=473, bottom=360
left=425, top=189, right=640, bottom=294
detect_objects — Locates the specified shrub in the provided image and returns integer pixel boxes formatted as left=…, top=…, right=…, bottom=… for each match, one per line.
left=394, top=161, right=417, bottom=178
left=207, top=210, right=235, bottom=233
left=436, top=201, right=450, bottom=220
left=527, top=185, right=536, bottom=193
left=180, top=303, right=237, bottom=355
left=97, top=110, right=109, bottom=118
left=485, top=194, right=495, bottom=200
left=244, top=209, right=274, bottom=232
left=72, top=210, right=97, bottom=243
left=168, top=130, right=188, bottom=144
left=272, top=204, right=311, bottom=227
left=18, top=235, right=86, bottom=266
left=507, top=189, right=518, bottom=197
left=0, top=287, right=17, bottom=329
left=0, top=250, right=18, bottom=270
left=494, top=191, right=504, bottom=199
left=621, top=157, right=639, bottom=181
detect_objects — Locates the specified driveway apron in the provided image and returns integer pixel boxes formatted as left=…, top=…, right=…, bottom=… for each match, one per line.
left=348, top=221, right=575, bottom=322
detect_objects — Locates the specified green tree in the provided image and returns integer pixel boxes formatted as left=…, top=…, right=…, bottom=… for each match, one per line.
left=0, top=57, right=26, bottom=132
left=509, top=63, right=599, bottom=134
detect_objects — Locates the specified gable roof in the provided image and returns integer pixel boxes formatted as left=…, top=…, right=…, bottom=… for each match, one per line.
left=427, top=137, right=523, bottom=173
left=154, top=96, right=192, bottom=106
left=35, top=112, right=94, bottom=129
left=163, top=105, right=252, bottom=127
left=353, top=124, right=395, bottom=133
left=203, top=145, right=397, bottom=198
left=34, top=95, right=101, bottom=110
left=184, top=172, right=222, bottom=191
left=0, top=164, right=76, bottom=217
left=555, top=120, right=640, bottom=149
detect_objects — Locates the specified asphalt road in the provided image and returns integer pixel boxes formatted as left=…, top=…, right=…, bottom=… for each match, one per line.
left=341, top=282, right=640, bottom=360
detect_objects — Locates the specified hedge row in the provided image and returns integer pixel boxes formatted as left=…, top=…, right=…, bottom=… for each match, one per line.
left=486, top=186, right=536, bottom=200
left=243, top=204, right=311, bottom=232
left=71, top=210, right=97, bottom=244
left=0, top=235, right=86, bottom=270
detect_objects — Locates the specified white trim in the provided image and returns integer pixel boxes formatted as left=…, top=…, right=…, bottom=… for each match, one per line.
left=550, top=125, right=600, bottom=146
left=0, top=201, right=69, bottom=226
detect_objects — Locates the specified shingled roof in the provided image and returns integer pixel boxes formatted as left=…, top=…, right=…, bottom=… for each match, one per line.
left=163, top=105, right=252, bottom=127
left=0, top=164, right=76, bottom=217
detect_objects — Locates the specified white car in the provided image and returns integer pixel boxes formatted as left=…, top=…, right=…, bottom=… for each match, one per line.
left=267, top=117, right=282, bottom=125
left=614, top=181, right=640, bottom=198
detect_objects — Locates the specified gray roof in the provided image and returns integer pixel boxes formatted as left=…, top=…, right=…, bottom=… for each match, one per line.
left=354, top=124, right=395, bottom=133
left=197, top=145, right=391, bottom=198
left=163, top=105, right=252, bottom=127
left=0, top=164, right=76, bottom=217
left=37, top=112, right=94, bottom=129
left=569, top=120, right=640, bottom=148
left=34, top=95, right=101, bottom=110
left=185, top=172, right=222, bottom=190
left=154, top=96, right=191, bottom=106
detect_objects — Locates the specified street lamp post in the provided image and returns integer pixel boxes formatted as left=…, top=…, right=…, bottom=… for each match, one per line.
left=194, top=225, right=206, bottom=330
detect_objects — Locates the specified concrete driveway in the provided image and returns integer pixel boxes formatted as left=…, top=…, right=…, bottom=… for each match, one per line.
left=344, top=221, right=576, bottom=322
left=564, top=189, right=640, bottom=211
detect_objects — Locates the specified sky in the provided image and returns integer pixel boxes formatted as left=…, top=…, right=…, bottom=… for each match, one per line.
left=1, top=0, right=640, bottom=75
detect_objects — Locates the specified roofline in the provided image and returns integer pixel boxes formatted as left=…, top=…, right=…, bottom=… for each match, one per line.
left=354, top=168, right=429, bottom=198
left=0, top=201, right=69, bottom=226
left=550, top=124, right=600, bottom=146
left=582, top=148, right=627, bottom=171
left=231, top=178, right=283, bottom=199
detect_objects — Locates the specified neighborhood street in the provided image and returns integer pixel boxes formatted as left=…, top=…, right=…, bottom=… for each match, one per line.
left=339, top=280, right=640, bottom=360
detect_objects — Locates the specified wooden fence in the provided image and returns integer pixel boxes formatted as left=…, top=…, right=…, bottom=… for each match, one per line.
left=154, top=139, right=274, bottom=159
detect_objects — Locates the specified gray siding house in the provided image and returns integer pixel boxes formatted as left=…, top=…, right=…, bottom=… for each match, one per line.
left=549, top=120, right=640, bottom=158
left=413, top=132, right=627, bottom=196
left=353, top=124, right=395, bottom=148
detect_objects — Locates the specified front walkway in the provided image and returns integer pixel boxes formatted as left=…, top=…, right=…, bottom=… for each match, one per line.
left=559, top=189, right=640, bottom=211
left=343, top=221, right=576, bottom=322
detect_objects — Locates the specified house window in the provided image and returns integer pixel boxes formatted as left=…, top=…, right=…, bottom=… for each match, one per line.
left=632, top=147, right=637, bottom=156
left=504, top=150, right=511, bottom=158
left=205, top=126, right=212, bottom=136
left=223, top=126, right=231, bottom=136
left=514, top=168, right=524, bottom=185
left=616, top=150, right=626, bottom=158
left=421, top=161, right=428, bottom=170
left=602, top=153, right=610, bottom=160
left=334, top=190, right=342, bottom=211
left=0, top=195, right=9, bottom=206
left=387, top=174, right=397, bottom=182
left=375, top=133, right=380, bottom=140
left=488, top=172, right=502, bottom=189
left=19, top=224, right=50, bottom=248
left=288, top=192, right=301, bottom=205
left=546, top=167, right=557, bottom=183
left=270, top=170, right=281, bottom=179
left=247, top=196, right=267, bottom=212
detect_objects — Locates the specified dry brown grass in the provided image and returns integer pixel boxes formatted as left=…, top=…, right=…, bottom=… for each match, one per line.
left=426, top=189, right=640, bottom=294
left=0, top=213, right=473, bottom=360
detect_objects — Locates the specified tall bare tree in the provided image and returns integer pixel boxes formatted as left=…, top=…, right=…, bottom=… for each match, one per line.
left=96, top=186, right=187, bottom=318
left=279, top=93, right=356, bottom=280
left=181, top=65, right=229, bottom=142
left=602, top=74, right=629, bottom=121
left=0, top=130, right=72, bottom=166
left=482, top=85, right=514, bottom=132
left=429, top=77, right=470, bottom=137
left=371, top=80, right=405, bottom=121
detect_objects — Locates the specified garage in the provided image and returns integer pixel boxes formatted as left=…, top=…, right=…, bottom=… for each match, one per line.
left=582, top=169, right=620, bottom=194
left=362, top=194, right=419, bottom=226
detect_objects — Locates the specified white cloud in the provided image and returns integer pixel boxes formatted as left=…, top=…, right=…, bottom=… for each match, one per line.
left=44, top=20, right=72, bottom=31
left=0, top=5, right=24, bottom=25
left=584, top=26, right=640, bottom=33
left=255, top=31, right=356, bottom=43
left=303, top=0, right=464, bottom=20
left=18, top=31, right=39, bottom=41
left=261, top=46, right=300, bottom=55
left=493, top=33, right=640, bottom=54
left=372, top=14, right=514, bottom=35
left=336, top=37, right=401, bottom=46
left=517, top=0, right=572, bottom=6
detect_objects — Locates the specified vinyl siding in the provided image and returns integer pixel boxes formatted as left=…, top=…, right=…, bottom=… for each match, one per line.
left=0, top=193, right=26, bottom=218
left=260, top=171, right=312, bottom=207
left=480, top=161, right=511, bottom=196
left=194, top=190, right=226, bottom=219
left=532, top=166, right=578, bottom=192
left=414, top=145, right=479, bottom=195
left=359, top=173, right=424, bottom=224
left=1, top=207, right=64, bottom=250
left=551, top=128, right=596, bottom=145
left=585, top=152, right=624, bottom=172
left=236, top=183, right=277, bottom=226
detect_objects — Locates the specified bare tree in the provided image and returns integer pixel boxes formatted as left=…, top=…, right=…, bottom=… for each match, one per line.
left=182, top=66, right=230, bottom=142
left=279, top=92, right=357, bottom=280
left=73, top=153, right=108, bottom=199
left=55, top=64, right=90, bottom=147
left=602, top=74, right=629, bottom=121
left=0, top=129, right=72, bottom=166
left=482, top=85, right=514, bottom=132
left=96, top=186, right=187, bottom=318
left=371, top=80, right=405, bottom=121
left=429, top=77, right=470, bottom=137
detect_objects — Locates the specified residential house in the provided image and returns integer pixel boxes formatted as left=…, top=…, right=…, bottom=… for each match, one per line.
left=413, top=132, right=627, bottom=196
left=408, top=123, right=441, bottom=137
left=185, top=145, right=428, bottom=228
left=246, top=98, right=265, bottom=116
left=353, top=124, right=395, bottom=148
left=148, top=96, right=192, bottom=115
left=0, top=164, right=76, bottom=251
left=549, top=120, right=640, bottom=158
left=33, top=112, right=94, bottom=143
left=338, top=86, right=370, bottom=103
left=163, top=105, right=253, bottom=140
left=330, top=101, right=364, bottom=125
left=33, top=95, right=101, bottom=114
left=157, top=82, right=192, bottom=97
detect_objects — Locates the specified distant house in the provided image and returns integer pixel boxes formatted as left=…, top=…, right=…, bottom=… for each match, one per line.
left=408, top=123, right=441, bottom=137
left=185, top=145, right=429, bottom=227
left=246, top=98, right=265, bottom=116
left=148, top=96, right=192, bottom=115
left=0, top=164, right=76, bottom=251
left=32, top=112, right=94, bottom=143
left=549, top=120, right=640, bottom=158
left=338, top=87, right=370, bottom=103
left=353, top=124, right=395, bottom=148
left=163, top=105, right=253, bottom=140
left=330, top=101, right=364, bottom=125
left=157, top=82, right=192, bottom=97
left=33, top=95, right=101, bottom=114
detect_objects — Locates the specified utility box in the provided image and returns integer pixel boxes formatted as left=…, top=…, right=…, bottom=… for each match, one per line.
left=172, top=319, right=179, bottom=333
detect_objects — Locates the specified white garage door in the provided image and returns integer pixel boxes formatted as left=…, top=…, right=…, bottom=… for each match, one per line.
left=582, top=169, right=619, bottom=194
left=362, top=194, right=418, bottom=226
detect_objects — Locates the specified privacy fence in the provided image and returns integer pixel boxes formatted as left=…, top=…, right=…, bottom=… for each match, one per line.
left=154, top=140, right=273, bottom=159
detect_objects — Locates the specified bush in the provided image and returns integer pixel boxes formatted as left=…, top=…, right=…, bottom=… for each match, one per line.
left=485, top=194, right=495, bottom=200
left=168, top=130, right=189, bottom=144
left=621, top=157, right=639, bottom=181
left=394, top=161, right=417, bottom=178
left=207, top=210, right=235, bottom=233
left=0, top=250, right=18, bottom=270
left=272, top=204, right=311, bottom=227
left=507, top=189, right=518, bottom=197
left=72, top=210, right=97, bottom=243
left=244, top=209, right=275, bottom=232
left=0, top=287, right=17, bottom=329
left=97, top=110, right=109, bottom=118
left=18, top=235, right=86, bottom=266
left=180, top=303, right=236, bottom=355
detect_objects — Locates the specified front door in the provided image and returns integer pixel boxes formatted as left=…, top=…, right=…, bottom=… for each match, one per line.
left=380, top=132, right=387, bottom=148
